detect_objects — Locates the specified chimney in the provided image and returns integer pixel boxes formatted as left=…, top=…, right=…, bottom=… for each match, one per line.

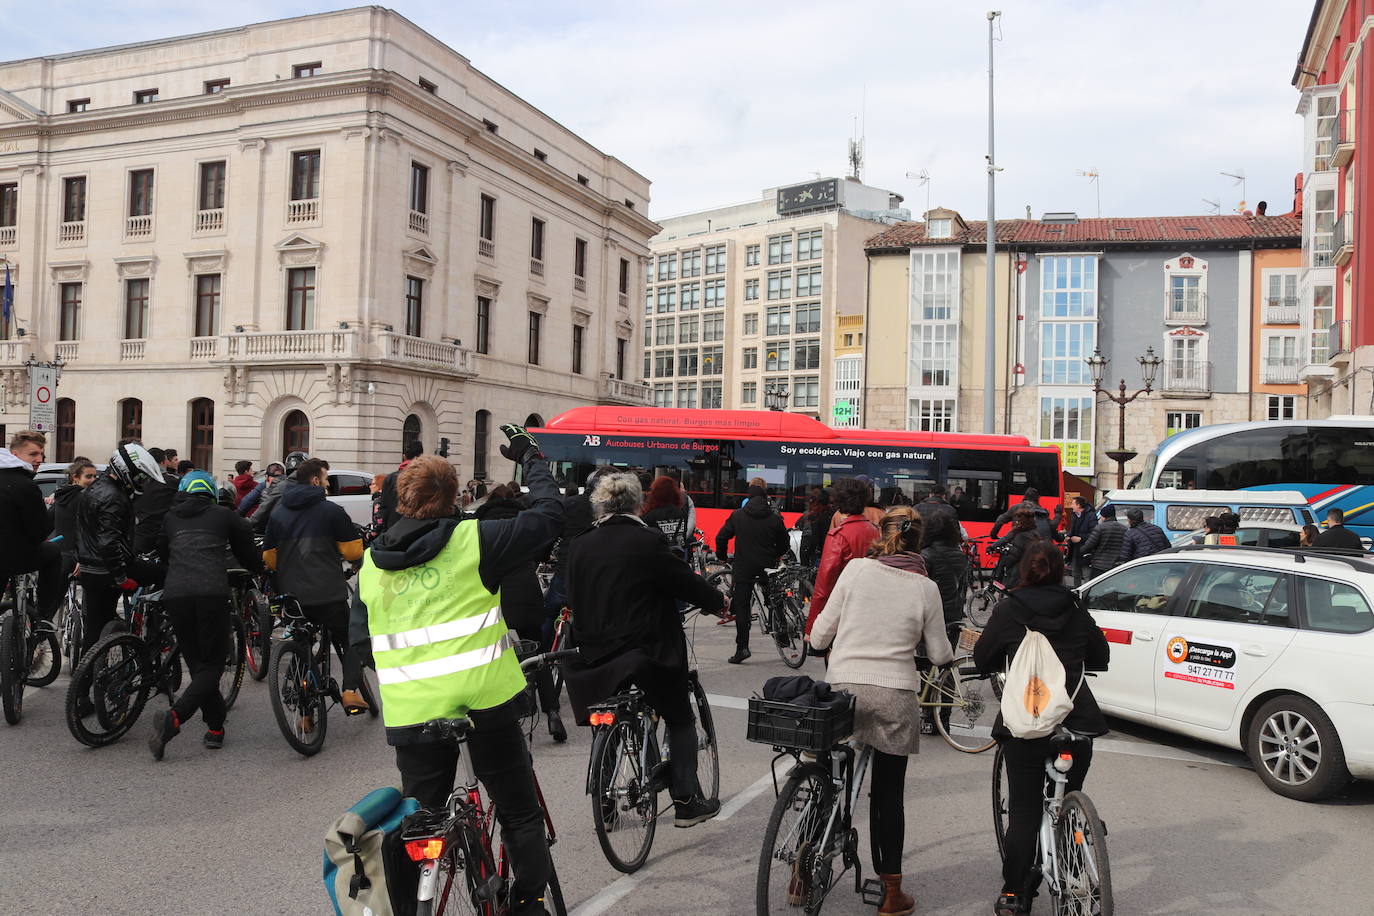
left=1290, top=172, right=1304, bottom=218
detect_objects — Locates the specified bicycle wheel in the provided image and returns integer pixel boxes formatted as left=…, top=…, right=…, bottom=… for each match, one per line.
left=1, top=613, right=24, bottom=725
left=62, top=596, right=85, bottom=669
left=65, top=633, right=155, bottom=746
left=241, top=587, right=271, bottom=681
left=706, top=568, right=734, bottom=606
left=756, top=762, right=834, bottom=915
left=1054, top=791, right=1113, bottom=916
left=992, top=743, right=1009, bottom=860
left=688, top=674, right=720, bottom=801
left=269, top=640, right=328, bottom=756
left=220, top=611, right=247, bottom=711
left=966, top=587, right=996, bottom=628
left=416, top=823, right=487, bottom=916
left=769, top=579, right=808, bottom=669
left=359, top=670, right=380, bottom=719
left=589, top=721, right=657, bottom=873
left=26, top=625, right=61, bottom=687
left=933, top=654, right=998, bottom=753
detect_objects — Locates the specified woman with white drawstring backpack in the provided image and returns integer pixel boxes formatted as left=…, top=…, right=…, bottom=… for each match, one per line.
left=972, top=540, right=1110, bottom=916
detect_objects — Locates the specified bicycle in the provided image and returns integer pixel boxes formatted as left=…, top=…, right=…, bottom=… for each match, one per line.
left=915, top=654, right=1002, bottom=753
left=965, top=540, right=1008, bottom=627
left=231, top=568, right=272, bottom=682
left=403, top=648, right=578, bottom=916
left=57, top=574, right=85, bottom=670
left=992, top=725, right=1113, bottom=915
left=2, top=571, right=61, bottom=725
left=707, top=563, right=807, bottom=667
left=585, top=665, right=719, bottom=873
left=266, top=591, right=378, bottom=756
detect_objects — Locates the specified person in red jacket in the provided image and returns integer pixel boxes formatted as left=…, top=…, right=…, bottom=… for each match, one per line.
left=231, top=460, right=256, bottom=507
left=806, top=477, right=880, bottom=636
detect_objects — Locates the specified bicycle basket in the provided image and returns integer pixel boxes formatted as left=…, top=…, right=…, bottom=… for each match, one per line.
left=512, top=639, right=542, bottom=662
left=957, top=626, right=982, bottom=654
left=746, top=695, right=855, bottom=752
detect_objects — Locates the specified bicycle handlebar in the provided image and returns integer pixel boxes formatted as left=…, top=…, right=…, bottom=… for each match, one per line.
left=519, top=647, right=580, bottom=672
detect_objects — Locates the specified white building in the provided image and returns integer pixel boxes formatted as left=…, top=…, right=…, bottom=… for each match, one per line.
left=0, top=6, right=656, bottom=479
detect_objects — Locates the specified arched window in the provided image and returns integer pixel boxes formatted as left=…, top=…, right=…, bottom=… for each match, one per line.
left=56, top=398, right=76, bottom=462
left=474, top=410, right=490, bottom=480
left=119, top=398, right=143, bottom=443
left=402, top=413, right=422, bottom=455
left=283, top=409, right=310, bottom=458
left=190, top=398, right=214, bottom=471
left=524, top=413, right=545, bottom=429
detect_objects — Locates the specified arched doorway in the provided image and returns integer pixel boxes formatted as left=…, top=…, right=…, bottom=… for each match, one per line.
left=402, top=413, right=422, bottom=455
left=190, top=398, right=214, bottom=471
left=56, top=398, right=75, bottom=462
left=523, top=412, right=545, bottom=429
left=283, top=409, right=310, bottom=459
left=119, top=398, right=143, bottom=443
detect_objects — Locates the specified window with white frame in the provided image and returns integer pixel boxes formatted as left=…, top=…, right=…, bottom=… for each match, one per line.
left=1311, top=284, right=1334, bottom=362
left=679, top=282, right=700, bottom=311
left=1262, top=333, right=1301, bottom=382
left=743, top=312, right=759, bottom=335
left=1312, top=189, right=1335, bottom=266
left=909, top=398, right=955, bottom=432
left=654, top=354, right=675, bottom=378
left=1041, top=255, right=1097, bottom=318
left=927, top=218, right=953, bottom=239
left=1313, top=94, right=1338, bottom=171
left=765, top=341, right=791, bottom=372
left=680, top=249, right=701, bottom=278
left=1039, top=322, right=1095, bottom=385
left=744, top=278, right=759, bottom=300
left=796, top=228, right=822, bottom=260
left=657, top=254, right=676, bottom=281
left=656, top=286, right=676, bottom=313
left=767, top=269, right=792, bottom=300
left=913, top=250, right=959, bottom=320
left=1265, top=271, right=1299, bottom=317
left=701, top=381, right=722, bottom=409
left=655, top=319, right=674, bottom=346
left=676, top=384, right=698, bottom=409
left=794, top=302, right=821, bottom=333
left=645, top=289, right=653, bottom=314
left=1038, top=395, right=1095, bottom=469
left=1168, top=335, right=1202, bottom=368
left=766, top=304, right=791, bottom=336
left=914, top=323, right=956, bottom=387
left=1165, top=411, right=1201, bottom=437
left=677, top=348, right=699, bottom=376
left=742, top=347, right=758, bottom=369
left=704, top=278, right=725, bottom=309
left=768, top=234, right=793, bottom=264
left=1267, top=395, right=1296, bottom=420
left=678, top=315, right=699, bottom=343
left=1167, top=274, right=1203, bottom=322
left=794, top=338, right=820, bottom=370
left=741, top=382, right=757, bottom=404
left=704, top=244, right=726, bottom=274
left=702, top=345, right=723, bottom=375
left=745, top=244, right=760, bottom=267
left=792, top=376, right=819, bottom=408
left=653, top=383, right=672, bottom=407
left=795, top=265, right=822, bottom=298
left=703, top=313, right=725, bottom=342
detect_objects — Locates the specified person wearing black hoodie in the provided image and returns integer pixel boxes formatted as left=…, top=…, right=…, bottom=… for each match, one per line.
left=147, top=472, right=263, bottom=760
left=49, top=458, right=97, bottom=568
left=716, top=484, right=789, bottom=663
left=0, top=431, right=51, bottom=604
left=919, top=502, right=969, bottom=644
left=988, top=487, right=1064, bottom=544
left=973, top=541, right=1110, bottom=916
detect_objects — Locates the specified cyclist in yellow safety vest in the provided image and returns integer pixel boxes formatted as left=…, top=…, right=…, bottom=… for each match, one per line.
left=354, top=425, right=561, bottom=916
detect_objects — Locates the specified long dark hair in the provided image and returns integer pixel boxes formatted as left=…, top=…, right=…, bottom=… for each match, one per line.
left=1017, top=540, right=1065, bottom=589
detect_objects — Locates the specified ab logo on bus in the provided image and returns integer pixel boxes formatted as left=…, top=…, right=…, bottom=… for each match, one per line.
left=583, top=435, right=601, bottom=446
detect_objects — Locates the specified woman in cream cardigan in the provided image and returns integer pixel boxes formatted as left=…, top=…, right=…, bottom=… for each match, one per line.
left=809, top=505, right=953, bottom=916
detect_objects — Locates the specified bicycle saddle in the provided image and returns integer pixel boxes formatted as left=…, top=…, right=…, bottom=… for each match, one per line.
left=422, top=717, right=474, bottom=744
left=1050, top=725, right=1096, bottom=753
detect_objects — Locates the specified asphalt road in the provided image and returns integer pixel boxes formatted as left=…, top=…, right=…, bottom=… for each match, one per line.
left=3, top=615, right=1372, bottom=915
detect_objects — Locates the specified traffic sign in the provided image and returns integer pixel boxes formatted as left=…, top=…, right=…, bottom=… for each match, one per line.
left=29, top=365, right=56, bottom=431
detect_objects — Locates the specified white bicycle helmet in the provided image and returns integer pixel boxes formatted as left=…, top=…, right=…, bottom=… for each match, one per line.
left=108, top=442, right=165, bottom=494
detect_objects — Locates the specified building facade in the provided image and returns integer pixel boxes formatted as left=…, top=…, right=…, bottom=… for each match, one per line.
left=645, top=177, right=906, bottom=422
left=0, top=7, right=656, bottom=478
left=865, top=212, right=1302, bottom=486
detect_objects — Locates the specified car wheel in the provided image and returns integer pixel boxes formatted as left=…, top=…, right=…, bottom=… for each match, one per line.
left=1246, top=695, right=1350, bottom=802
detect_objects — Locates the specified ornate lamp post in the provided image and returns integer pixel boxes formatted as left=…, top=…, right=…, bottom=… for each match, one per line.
left=1087, top=346, right=1163, bottom=489
left=764, top=383, right=790, bottom=412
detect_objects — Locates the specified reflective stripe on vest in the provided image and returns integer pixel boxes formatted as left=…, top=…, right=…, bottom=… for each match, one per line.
left=358, top=521, right=525, bottom=727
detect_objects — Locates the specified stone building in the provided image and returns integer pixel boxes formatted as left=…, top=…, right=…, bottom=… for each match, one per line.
left=0, top=7, right=655, bottom=479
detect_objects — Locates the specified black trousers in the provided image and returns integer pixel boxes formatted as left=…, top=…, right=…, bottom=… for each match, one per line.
left=636, top=665, right=701, bottom=802
left=512, top=622, right=560, bottom=713
left=395, top=697, right=551, bottom=913
left=868, top=749, right=908, bottom=875
left=34, top=541, right=66, bottom=622
left=166, top=595, right=229, bottom=731
left=302, top=601, right=363, bottom=691
left=731, top=565, right=768, bottom=651
left=1000, top=736, right=1094, bottom=895
left=79, top=573, right=121, bottom=651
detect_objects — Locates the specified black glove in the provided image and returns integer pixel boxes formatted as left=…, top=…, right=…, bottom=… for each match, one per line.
left=499, top=424, right=544, bottom=463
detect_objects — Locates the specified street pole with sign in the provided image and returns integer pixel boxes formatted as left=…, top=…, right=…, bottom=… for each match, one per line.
left=23, top=354, right=66, bottom=433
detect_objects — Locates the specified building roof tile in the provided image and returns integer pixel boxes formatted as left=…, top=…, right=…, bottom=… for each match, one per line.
left=866, top=214, right=1302, bottom=250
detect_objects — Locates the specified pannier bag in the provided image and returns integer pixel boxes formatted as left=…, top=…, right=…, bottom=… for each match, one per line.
left=324, top=786, right=420, bottom=916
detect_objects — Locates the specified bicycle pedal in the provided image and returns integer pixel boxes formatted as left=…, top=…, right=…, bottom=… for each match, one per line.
left=860, top=878, right=884, bottom=906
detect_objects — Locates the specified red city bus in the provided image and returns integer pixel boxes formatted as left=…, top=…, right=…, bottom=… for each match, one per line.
left=529, top=407, right=1062, bottom=543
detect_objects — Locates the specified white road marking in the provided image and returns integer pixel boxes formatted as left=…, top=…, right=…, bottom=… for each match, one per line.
left=569, top=873, right=642, bottom=916
left=718, top=771, right=776, bottom=821
left=705, top=692, right=750, bottom=710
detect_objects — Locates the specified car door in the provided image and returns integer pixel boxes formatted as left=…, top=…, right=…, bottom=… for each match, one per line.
left=1080, top=560, right=1195, bottom=717
left=1153, top=564, right=1298, bottom=732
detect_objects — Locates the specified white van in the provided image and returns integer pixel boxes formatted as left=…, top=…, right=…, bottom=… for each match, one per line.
left=1098, top=488, right=1316, bottom=539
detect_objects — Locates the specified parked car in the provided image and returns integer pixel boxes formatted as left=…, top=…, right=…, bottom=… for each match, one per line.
left=1170, top=522, right=1305, bottom=549
left=1080, top=543, right=1374, bottom=801
left=325, top=468, right=376, bottom=528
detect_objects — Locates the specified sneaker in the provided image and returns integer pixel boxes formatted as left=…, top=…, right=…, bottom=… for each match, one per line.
left=203, top=729, right=225, bottom=750
left=299, top=714, right=315, bottom=735
left=673, top=794, right=720, bottom=828
left=715, top=613, right=736, bottom=626
left=727, top=648, right=752, bottom=665
left=148, top=708, right=179, bottom=761
left=341, top=688, right=370, bottom=716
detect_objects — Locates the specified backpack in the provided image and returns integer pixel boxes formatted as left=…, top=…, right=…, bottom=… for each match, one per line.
left=999, top=597, right=1084, bottom=739
left=324, top=787, right=420, bottom=916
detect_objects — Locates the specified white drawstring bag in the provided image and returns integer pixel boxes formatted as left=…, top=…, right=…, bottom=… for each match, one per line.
left=1001, top=628, right=1081, bottom=739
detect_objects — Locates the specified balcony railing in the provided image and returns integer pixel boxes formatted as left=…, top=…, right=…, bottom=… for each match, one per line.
left=0, top=226, right=14, bottom=247
left=287, top=198, right=319, bottom=225
left=1165, top=291, right=1207, bottom=325
left=223, top=328, right=356, bottom=361
left=190, top=337, right=218, bottom=359
left=1264, top=296, right=1301, bottom=324
left=1332, top=109, right=1356, bottom=169
left=408, top=211, right=429, bottom=234
left=1329, top=319, right=1352, bottom=361
left=529, top=257, right=544, bottom=277
left=125, top=214, right=152, bottom=239
left=1262, top=357, right=1302, bottom=385
left=58, top=220, right=85, bottom=244
left=55, top=341, right=78, bottom=361
left=574, top=276, right=587, bottom=294
left=0, top=340, right=25, bottom=365
left=1162, top=360, right=1212, bottom=395
left=195, top=209, right=224, bottom=234
left=119, top=339, right=145, bottom=360
left=618, top=292, right=629, bottom=309
left=382, top=332, right=476, bottom=375
left=600, top=375, right=652, bottom=406
left=1334, top=212, right=1355, bottom=266
left=478, top=238, right=495, bottom=259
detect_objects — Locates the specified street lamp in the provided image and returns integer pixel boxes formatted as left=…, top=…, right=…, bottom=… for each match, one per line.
left=764, top=383, right=790, bottom=412
left=1087, top=346, right=1163, bottom=489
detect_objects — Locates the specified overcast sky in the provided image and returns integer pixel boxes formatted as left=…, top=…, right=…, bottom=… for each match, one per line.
left=5, top=0, right=1314, bottom=221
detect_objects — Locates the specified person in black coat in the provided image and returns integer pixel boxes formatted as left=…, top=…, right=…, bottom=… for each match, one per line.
left=920, top=501, right=969, bottom=643
left=1064, top=496, right=1098, bottom=585
left=0, top=432, right=52, bottom=607
left=973, top=540, right=1110, bottom=915
left=1315, top=507, right=1365, bottom=552
left=565, top=471, right=727, bottom=828
left=1118, top=508, right=1171, bottom=563
left=716, top=484, right=789, bottom=663
left=989, top=506, right=1044, bottom=589
left=1079, top=505, right=1126, bottom=580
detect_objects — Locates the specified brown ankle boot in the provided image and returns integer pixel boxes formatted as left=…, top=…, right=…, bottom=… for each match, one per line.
left=878, top=873, right=914, bottom=916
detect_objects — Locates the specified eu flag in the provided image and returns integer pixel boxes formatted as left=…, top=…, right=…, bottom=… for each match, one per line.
left=1, top=265, right=11, bottom=337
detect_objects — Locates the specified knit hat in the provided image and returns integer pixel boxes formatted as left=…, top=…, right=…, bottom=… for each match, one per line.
left=1098, top=504, right=1116, bottom=519
left=179, top=470, right=217, bottom=498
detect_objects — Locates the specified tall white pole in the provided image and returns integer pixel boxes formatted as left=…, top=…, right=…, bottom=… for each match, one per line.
left=984, top=11, right=1001, bottom=434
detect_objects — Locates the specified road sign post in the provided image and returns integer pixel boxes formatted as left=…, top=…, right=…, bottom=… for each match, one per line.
left=29, top=364, right=56, bottom=432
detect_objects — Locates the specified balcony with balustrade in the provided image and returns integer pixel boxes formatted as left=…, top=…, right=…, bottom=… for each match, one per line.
left=408, top=211, right=429, bottom=235
left=287, top=199, right=320, bottom=225
left=1264, top=296, right=1300, bottom=324
left=1333, top=212, right=1354, bottom=267
left=1161, top=360, right=1212, bottom=396
left=381, top=331, right=475, bottom=376
left=55, top=341, right=78, bottom=361
left=529, top=258, right=544, bottom=278
left=195, top=209, right=224, bottom=234
left=0, top=339, right=26, bottom=366
left=573, top=276, right=587, bottom=294
left=600, top=374, right=652, bottom=406
left=58, top=221, right=85, bottom=245
left=0, top=226, right=14, bottom=248
left=1262, top=358, right=1302, bottom=385
left=223, top=328, right=356, bottom=363
left=1165, top=291, right=1207, bottom=325
left=190, top=337, right=218, bottom=360
left=119, top=340, right=146, bottom=361
left=478, top=237, right=495, bottom=259
left=125, top=215, right=152, bottom=240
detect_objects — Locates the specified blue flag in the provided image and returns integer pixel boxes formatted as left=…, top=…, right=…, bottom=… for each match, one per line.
left=1, top=265, right=11, bottom=337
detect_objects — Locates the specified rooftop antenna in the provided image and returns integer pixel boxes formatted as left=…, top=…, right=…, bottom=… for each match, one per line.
left=1075, top=167, right=1101, bottom=218
left=1201, top=197, right=1221, bottom=215
left=905, top=169, right=931, bottom=214
left=1221, top=169, right=1247, bottom=212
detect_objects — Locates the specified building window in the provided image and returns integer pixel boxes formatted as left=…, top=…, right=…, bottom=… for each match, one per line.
left=704, top=244, right=726, bottom=274
left=282, top=409, right=310, bottom=457
left=59, top=283, right=81, bottom=340
left=917, top=324, right=956, bottom=386
left=843, top=333, right=854, bottom=347
left=677, top=316, right=697, bottom=343
left=914, top=250, right=960, bottom=320
left=1167, top=275, right=1203, bottom=322
left=704, top=278, right=725, bottom=310
left=133, top=89, right=158, bottom=105
left=676, top=384, right=698, bottom=409
left=619, top=258, right=630, bottom=294
left=1313, top=94, right=1338, bottom=170
left=528, top=218, right=545, bottom=262
left=194, top=274, right=221, bottom=337
left=654, top=354, right=675, bottom=378
left=292, top=62, right=322, bottom=78
left=679, top=283, right=701, bottom=311
left=1262, top=333, right=1301, bottom=382
left=768, top=234, right=793, bottom=265
left=62, top=177, right=86, bottom=223
left=742, top=347, right=758, bottom=369
left=794, top=338, right=821, bottom=370
left=479, top=194, right=496, bottom=241
left=702, top=345, right=723, bottom=376
left=796, top=228, right=822, bottom=260
left=128, top=169, right=154, bottom=217
left=409, top=162, right=430, bottom=215
left=527, top=311, right=542, bottom=364
left=123, top=278, right=150, bottom=339
left=744, top=278, right=759, bottom=301
left=656, top=286, right=676, bottom=313
left=1265, top=271, right=1299, bottom=319
left=1038, top=396, right=1095, bottom=469
left=286, top=267, right=315, bottom=330
left=703, top=314, right=725, bottom=342
left=574, top=238, right=588, bottom=279
left=656, top=318, right=676, bottom=346
left=55, top=399, right=75, bottom=463
left=766, top=305, right=791, bottom=336
left=290, top=150, right=321, bottom=201
left=701, top=381, right=722, bottom=409
left=199, top=161, right=226, bottom=211
left=475, top=296, right=491, bottom=354
left=766, top=269, right=792, bottom=300
left=1165, top=411, right=1201, bottom=437
left=742, top=382, right=758, bottom=404
left=572, top=324, right=585, bottom=374
left=680, top=250, right=701, bottom=277
left=794, top=302, right=821, bottom=333
left=1267, top=395, right=1296, bottom=421
left=191, top=398, right=214, bottom=470
left=910, top=398, right=955, bottom=432
left=1039, top=322, right=1095, bottom=385
left=653, top=383, right=672, bottom=407
left=204, top=79, right=230, bottom=94
left=1312, top=189, right=1335, bottom=266
left=474, top=410, right=490, bottom=479
left=678, top=348, right=699, bottom=377
left=616, top=338, right=627, bottom=379
left=795, top=265, right=822, bottom=298
left=405, top=276, right=424, bottom=337
left=765, top=341, right=791, bottom=372
left=927, top=218, right=952, bottom=239
left=745, top=244, right=760, bottom=267
left=418, top=77, right=438, bottom=94
left=744, top=312, right=759, bottom=335
left=1041, top=255, right=1097, bottom=318
left=0, top=183, right=16, bottom=227
left=67, top=98, right=90, bottom=113
left=792, top=376, right=819, bottom=408
left=1311, top=284, right=1334, bottom=362
left=119, top=398, right=143, bottom=443
left=643, top=322, right=652, bottom=346
left=657, top=254, right=677, bottom=281
left=398, top=415, right=423, bottom=458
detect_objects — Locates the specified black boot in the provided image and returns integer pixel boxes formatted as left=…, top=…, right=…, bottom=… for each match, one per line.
left=728, top=647, right=751, bottom=664
left=547, top=709, right=567, bottom=743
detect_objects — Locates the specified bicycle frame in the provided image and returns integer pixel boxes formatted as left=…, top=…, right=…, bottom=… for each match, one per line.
left=1035, top=753, right=1073, bottom=898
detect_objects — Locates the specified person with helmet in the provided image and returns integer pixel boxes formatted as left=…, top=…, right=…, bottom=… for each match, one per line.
left=146, top=472, right=263, bottom=759
left=251, top=450, right=312, bottom=535
left=76, top=443, right=166, bottom=650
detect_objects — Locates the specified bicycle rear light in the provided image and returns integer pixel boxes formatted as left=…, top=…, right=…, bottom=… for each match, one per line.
left=405, top=837, right=447, bottom=861
left=589, top=712, right=617, bottom=726
left=1053, top=752, right=1074, bottom=773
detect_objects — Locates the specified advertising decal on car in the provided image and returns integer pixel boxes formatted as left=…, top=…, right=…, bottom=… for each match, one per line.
left=1163, top=636, right=1237, bottom=689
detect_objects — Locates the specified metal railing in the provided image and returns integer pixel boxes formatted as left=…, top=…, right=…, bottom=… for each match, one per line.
left=1329, top=319, right=1352, bottom=358
left=1165, top=290, right=1207, bottom=324
left=0, top=226, right=14, bottom=247
left=190, top=337, right=218, bottom=359
left=125, top=214, right=152, bottom=239
left=1264, top=296, right=1300, bottom=324
left=286, top=199, right=319, bottom=224
left=195, top=209, right=224, bottom=233
left=1330, top=110, right=1356, bottom=168
left=1334, top=211, right=1355, bottom=264
left=223, top=329, right=355, bottom=360
left=478, top=238, right=495, bottom=259
left=58, top=220, right=85, bottom=244
left=408, top=211, right=429, bottom=234
left=1261, top=357, right=1302, bottom=384
left=1162, top=360, right=1212, bottom=394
